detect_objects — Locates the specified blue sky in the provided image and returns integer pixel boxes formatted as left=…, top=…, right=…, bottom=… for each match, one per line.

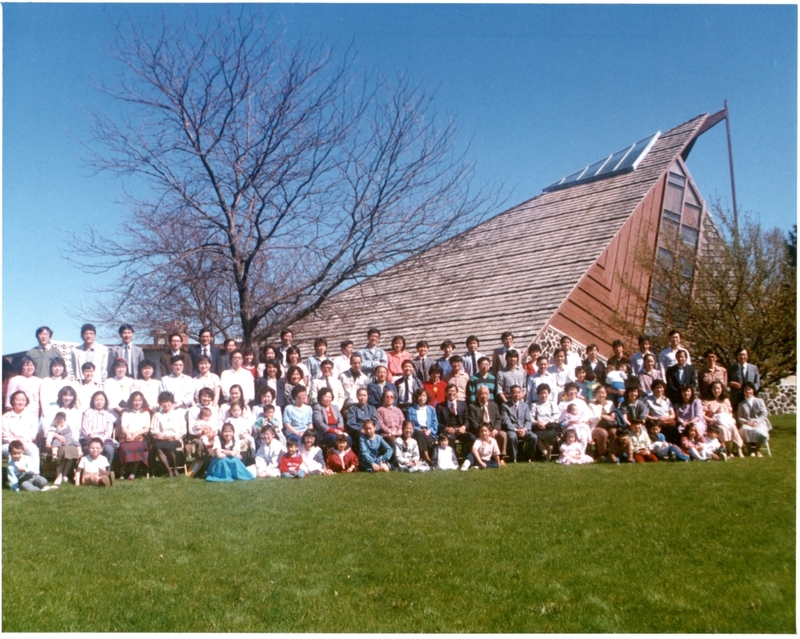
left=3, top=3, right=796, bottom=354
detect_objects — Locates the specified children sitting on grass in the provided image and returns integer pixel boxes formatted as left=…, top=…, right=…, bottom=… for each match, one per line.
left=648, top=423, right=690, bottom=461
left=395, top=420, right=431, bottom=472
left=556, top=428, right=594, bottom=464
left=432, top=433, right=459, bottom=470
left=461, top=425, right=505, bottom=470
left=279, top=437, right=305, bottom=478
left=326, top=433, right=359, bottom=473
left=78, top=437, right=115, bottom=487
left=358, top=419, right=392, bottom=473
left=206, top=423, right=254, bottom=482
left=255, top=425, right=284, bottom=478
left=300, top=430, right=330, bottom=475
left=7, top=440, right=53, bottom=491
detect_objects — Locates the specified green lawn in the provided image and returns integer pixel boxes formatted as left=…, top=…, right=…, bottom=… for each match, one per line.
left=3, top=415, right=795, bottom=632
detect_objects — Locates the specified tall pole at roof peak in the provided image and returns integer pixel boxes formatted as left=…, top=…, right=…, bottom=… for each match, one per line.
left=724, top=99, right=740, bottom=248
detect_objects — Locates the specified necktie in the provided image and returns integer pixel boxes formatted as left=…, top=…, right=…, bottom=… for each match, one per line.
left=326, top=377, right=331, bottom=389
left=405, top=379, right=410, bottom=403
left=482, top=404, right=489, bottom=425
left=471, top=353, right=477, bottom=373
left=451, top=401, right=457, bottom=414
left=739, top=365, right=744, bottom=383
left=204, top=347, right=209, bottom=357
left=124, top=345, right=130, bottom=373
left=86, top=348, right=94, bottom=363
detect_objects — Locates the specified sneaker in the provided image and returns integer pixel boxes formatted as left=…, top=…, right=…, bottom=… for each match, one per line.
left=459, top=460, right=471, bottom=471
left=41, top=485, right=56, bottom=491
left=719, top=451, right=728, bottom=461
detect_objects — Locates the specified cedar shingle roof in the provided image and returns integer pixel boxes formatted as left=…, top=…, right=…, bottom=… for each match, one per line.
left=287, top=113, right=709, bottom=349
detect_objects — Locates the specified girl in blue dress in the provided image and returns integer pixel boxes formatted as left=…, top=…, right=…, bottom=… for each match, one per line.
left=205, top=423, right=255, bottom=482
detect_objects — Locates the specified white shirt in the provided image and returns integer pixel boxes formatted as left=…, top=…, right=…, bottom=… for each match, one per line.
left=332, top=354, right=353, bottom=380
left=659, top=346, right=691, bottom=372
left=78, top=454, right=110, bottom=474
left=5, top=375, right=42, bottom=418
left=159, top=374, right=196, bottom=408
left=220, top=368, right=255, bottom=403
left=104, top=376, right=135, bottom=412
left=71, top=343, right=110, bottom=382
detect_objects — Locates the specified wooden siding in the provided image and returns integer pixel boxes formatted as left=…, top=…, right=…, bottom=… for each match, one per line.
left=285, top=114, right=710, bottom=355
left=547, top=173, right=666, bottom=358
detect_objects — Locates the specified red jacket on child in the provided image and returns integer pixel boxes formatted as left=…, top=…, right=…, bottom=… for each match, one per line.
left=326, top=448, right=359, bottom=473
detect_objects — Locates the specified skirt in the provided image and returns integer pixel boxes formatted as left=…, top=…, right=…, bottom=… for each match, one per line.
left=153, top=440, right=182, bottom=453
left=205, top=456, right=255, bottom=482
left=119, top=439, right=150, bottom=465
left=56, top=444, right=82, bottom=461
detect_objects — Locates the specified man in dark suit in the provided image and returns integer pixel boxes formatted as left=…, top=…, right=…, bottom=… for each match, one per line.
left=189, top=328, right=221, bottom=372
left=107, top=323, right=145, bottom=379
left=491, top=331, right=515, bottom=375
left=501, top=385, right=537, bottom=462
left=411, top=341, right=436, bottom=383
left=665, top=348, right=697, bottom=405
left=437, top=383, right=474, bottom=458
left=367, top=365, right=398, bottom=407
left=159, top=333, right=193, bottom=380
left=582, top=343, right=607, bottom=384
left=467, top=385, right=507, bottom=457
left=728, top=347, right=761, bottom=409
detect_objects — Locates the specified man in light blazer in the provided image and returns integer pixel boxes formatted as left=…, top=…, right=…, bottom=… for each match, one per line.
left=189, top=328, right=221, bottom=372
left=728, top=348, right=761, bottom=409
left=491, top=331, right=515, bottom=375
left=107, top=324, right=145, bottom=379
left=501, top=385, right=537, bottom=462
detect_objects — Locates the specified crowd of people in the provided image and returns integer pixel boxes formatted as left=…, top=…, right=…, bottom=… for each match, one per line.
left=2, top=322, right=772, bottom=491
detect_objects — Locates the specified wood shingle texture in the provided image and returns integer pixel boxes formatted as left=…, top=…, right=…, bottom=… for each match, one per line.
left=287, top=113, right=710, bottom=352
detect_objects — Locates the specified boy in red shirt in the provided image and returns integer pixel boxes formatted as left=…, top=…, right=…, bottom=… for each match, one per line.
left=279, top=437, right=305, bottom=478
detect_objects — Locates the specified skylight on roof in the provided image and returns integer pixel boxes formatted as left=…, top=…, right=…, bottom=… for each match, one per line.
left=543, top=131, right=661, bottom=193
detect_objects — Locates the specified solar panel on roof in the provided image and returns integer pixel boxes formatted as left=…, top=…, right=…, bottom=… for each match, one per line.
left=543, top=131, right=660, bottom=193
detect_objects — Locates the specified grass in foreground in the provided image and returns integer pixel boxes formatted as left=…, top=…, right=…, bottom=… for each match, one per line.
left=3, top=415, right=795, bottom=632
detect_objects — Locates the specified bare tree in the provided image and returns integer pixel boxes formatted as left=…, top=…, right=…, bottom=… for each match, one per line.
left=613, top=203, right=796, bottom=385
left=71, top=10, right=495, bottom=345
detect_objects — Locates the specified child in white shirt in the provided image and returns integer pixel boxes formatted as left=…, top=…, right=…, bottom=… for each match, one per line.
left=227, top=402, right=256, bottom=458
left=557, top=429, right=594, bottom=465
left=432, top=433, right=459, bottom=470
left=78, top=437, right=115, bottom=487
left=605, top=362, right=628, bottom=405
left=255, top=425, right=285, bottom=478
left=395, top=420, right=431, bottom=472
left=300, top=429, right=330, bottom=475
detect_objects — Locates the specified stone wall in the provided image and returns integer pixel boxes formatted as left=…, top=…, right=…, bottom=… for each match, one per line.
left=759, top=376, right=796, bottom=415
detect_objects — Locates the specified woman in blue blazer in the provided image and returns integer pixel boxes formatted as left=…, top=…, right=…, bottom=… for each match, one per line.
left=406, top=388, right=439, bottom=463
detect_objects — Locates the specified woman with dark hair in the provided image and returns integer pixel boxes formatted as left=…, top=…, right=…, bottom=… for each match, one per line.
left=386, top=335, right=412, bottom=382
left=284, top=347, right=309, bottom=386
left=80, top=391, right=118, bottom=465
left=39, top=357, right=77, bottom=421
left=280, top=365, right=305, bottom=409
left=737, top=382, right=770, bottom=457
left=256, top=358, right=282, bottom=405
left=675, top=384, right=707, bottom=438
left=241, top=346, right=258, bottom=379
left=698, top=349, right=728, bottom=400
left=2, top=390, right=41, bottom=472
left=645, top=379, right=677, bottom=443
left=5, top=356, right=41, bottom=419
left=636, top=353, right=663, bottom=398
left=406, top=388, right=438, bottom=463
left=118, top=391, right=151, bottom=480
left=703, top=380, right=744, bottom=457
